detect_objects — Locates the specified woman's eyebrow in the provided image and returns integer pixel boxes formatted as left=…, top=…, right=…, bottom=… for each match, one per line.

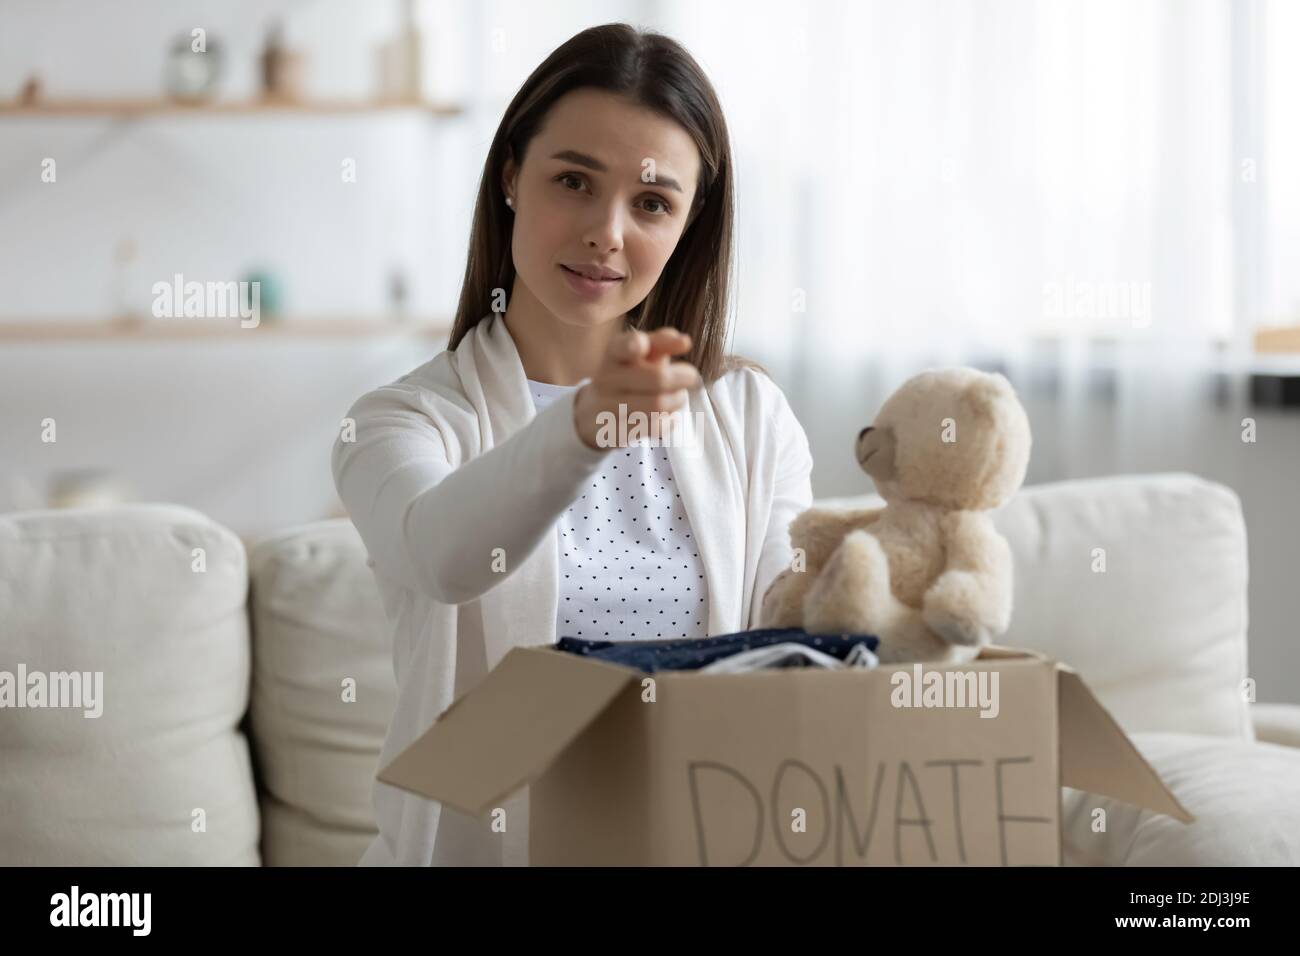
left=548, top=149, right=684, bottom=194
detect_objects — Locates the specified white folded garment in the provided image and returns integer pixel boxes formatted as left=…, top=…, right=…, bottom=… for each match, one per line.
left=700, top=641, right=879, bottom=674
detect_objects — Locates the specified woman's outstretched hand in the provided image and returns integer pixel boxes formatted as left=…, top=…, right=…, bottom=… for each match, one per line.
left=573, top=327, right=702, bottom=451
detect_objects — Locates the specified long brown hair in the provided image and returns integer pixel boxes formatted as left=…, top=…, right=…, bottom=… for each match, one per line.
left=447, top=22, right=764, bottom=384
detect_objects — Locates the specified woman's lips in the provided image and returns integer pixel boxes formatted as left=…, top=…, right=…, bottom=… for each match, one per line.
left=560, top=264, right=623, bottom=298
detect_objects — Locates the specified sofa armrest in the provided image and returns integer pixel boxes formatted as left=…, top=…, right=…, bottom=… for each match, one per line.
left=1252, top=703, right=1300, bottom=749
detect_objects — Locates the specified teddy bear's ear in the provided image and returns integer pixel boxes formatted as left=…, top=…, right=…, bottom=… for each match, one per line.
left=965, top=372, right=1016, bottom=417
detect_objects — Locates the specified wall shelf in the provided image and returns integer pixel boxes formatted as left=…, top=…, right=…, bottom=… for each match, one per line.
left=0, top=98, right=464, bottom=118
left=0, top=317, right=452, bottom=341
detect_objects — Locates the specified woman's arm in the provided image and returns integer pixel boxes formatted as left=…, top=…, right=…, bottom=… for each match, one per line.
left=331, top=382, right=611, bottom=605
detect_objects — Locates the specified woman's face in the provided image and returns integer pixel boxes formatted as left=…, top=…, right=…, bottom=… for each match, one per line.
left=502, top=87, right=701, bottom=328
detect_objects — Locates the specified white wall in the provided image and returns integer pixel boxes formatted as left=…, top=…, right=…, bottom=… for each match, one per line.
left=0, top=0, right=638, bottom=538
left=1, top=0, right=1295, bottom=703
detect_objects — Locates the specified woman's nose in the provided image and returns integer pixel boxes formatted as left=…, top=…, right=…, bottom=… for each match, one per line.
left=586, top=205, right=626, bottom=251
left=858, top=426, right=874, bottom=441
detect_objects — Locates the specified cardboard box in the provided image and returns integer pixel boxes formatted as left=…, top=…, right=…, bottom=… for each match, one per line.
left=378, top=643, right=1194, bottom=865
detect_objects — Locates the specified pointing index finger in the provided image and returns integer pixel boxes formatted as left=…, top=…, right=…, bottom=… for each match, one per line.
left=645, top=328, right=692, bottom=363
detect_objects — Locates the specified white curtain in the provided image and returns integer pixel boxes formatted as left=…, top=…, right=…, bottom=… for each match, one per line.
left=652, top=0, right=1264, bottom=493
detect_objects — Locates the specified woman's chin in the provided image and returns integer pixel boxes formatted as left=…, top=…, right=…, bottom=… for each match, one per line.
left=550, top=288, right=626, bottom=319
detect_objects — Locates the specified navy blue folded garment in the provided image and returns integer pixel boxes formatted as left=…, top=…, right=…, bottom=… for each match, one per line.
left=554, top=628, right=880, bottom=674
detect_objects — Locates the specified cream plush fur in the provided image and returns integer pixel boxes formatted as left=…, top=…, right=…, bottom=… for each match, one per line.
left=760, top=368, right=1032, bottom=663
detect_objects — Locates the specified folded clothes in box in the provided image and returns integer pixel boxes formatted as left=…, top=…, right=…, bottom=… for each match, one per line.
left=554, top=627, right=881, bottom=674
left=700, top=640, right=878, bottom=672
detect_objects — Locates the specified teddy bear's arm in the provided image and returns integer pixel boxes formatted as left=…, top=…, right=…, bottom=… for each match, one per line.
left=760, top=506, right=885, bottom=628
left=789, top=507, right=885, bottom=570
left=921, top=511, right=1014, bottom=647
left=759, top=566, right=808, bottom=628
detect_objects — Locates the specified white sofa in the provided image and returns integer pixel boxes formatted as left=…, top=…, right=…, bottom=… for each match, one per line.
left=2, top=471, right=1298, bottom=866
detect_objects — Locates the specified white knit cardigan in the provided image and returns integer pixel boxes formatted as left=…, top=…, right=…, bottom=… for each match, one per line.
left=331, top=312, right=813, bottom=865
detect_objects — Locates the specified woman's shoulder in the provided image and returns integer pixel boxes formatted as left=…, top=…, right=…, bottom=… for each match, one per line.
left=705, top=360, right=808, bottom=462
left=341, top=349, right=477, bottom=432
left=710, top=362, right=813, bottom=481
left=708, top=359, right=792, bottom=416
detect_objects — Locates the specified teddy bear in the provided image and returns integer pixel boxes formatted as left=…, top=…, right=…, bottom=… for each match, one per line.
left=760, top=367, right=1032, bottom=664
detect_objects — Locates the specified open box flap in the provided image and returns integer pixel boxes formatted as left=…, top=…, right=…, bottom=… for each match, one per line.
left=377, top=646, right=637, bottom=818
left=1058, top=664, right=1195, bottom=823
left=976, top=644, right=1047, bottom=662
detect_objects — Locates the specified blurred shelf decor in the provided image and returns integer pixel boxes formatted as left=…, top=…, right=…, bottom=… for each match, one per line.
left=0, top=317, right=452, bottom=341
left=163, top=27, right=225, bottom=102
left=259, top=19, right=304, bottom=102
left=0, top=98, right=463, bottom=117
left=47, top=469, right=132, bottom=509
left=5, top=4, right=453, bottom=118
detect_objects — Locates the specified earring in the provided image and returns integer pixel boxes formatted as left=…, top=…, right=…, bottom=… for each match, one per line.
left=505, top=196, right=514, bottom=209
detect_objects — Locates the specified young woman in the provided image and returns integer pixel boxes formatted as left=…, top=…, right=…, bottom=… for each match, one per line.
left=332, top=22, right=813, bottom=866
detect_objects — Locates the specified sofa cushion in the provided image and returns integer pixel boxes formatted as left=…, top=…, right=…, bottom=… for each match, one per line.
left=1062, top=732, right=1300, bottom=865
left=247, top=519, right=397, bottom=865
left=248, top=472, right=1252, bottom=865
left=1251, top=703, right=1300, bottom=749
left=819, top=472, right=1253, bottom=740
left=998, top=472, right=1252, bottom=740
left=0, top=504, right=258, bottom=864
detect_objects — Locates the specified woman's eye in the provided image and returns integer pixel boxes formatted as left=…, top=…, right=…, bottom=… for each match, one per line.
left=555, top=173, right=670, bottom=215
